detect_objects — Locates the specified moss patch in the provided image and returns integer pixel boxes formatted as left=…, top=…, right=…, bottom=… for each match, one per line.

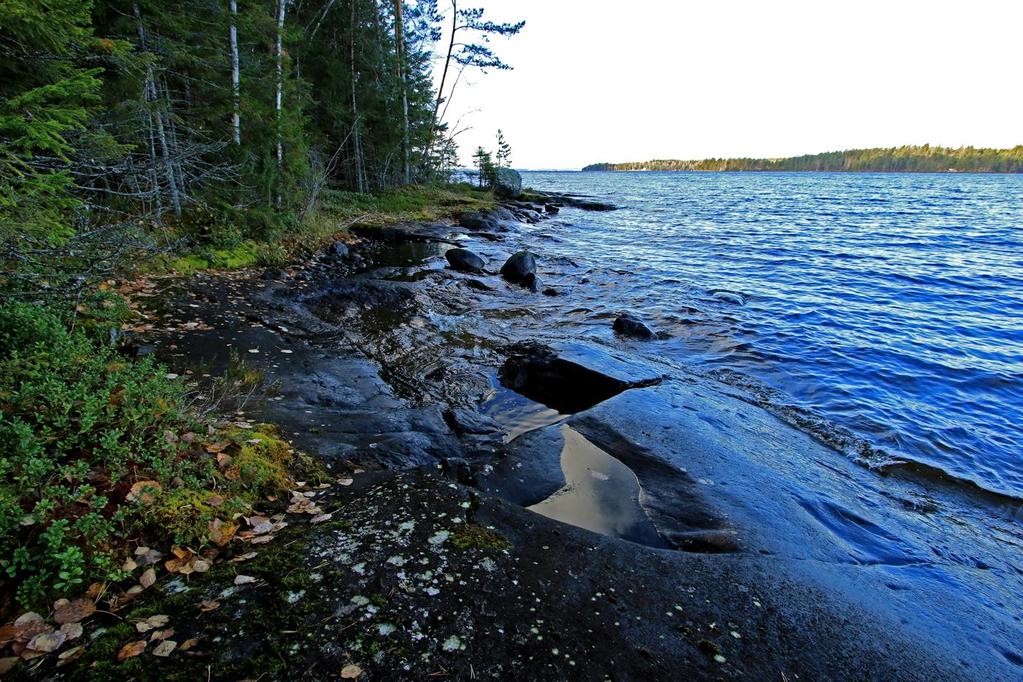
left=451, top=524, right=511, bottom=551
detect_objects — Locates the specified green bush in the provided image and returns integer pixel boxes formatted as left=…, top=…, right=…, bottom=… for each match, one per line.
left=0, top=303, right=216, bottom=608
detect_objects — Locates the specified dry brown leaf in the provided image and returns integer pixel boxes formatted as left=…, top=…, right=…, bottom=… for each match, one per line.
left=152, top=640, right=177, bottom=657
left=205, top=441, right=229, bottom=454
left=59, top=623, right=84, bottom=640
left=26, top=630, right=66, bottom=654
left=127, top=480, right=162, bottom=504
left=340, top=663, right=364, bottom=679
left=117, top=640, right=146, bottom=661
left=231, top=552, right=258, bottom=563
left=247, top=516, right=273, bottom=534
left=191, top=559, right=211, bottom=573
left=135, top=615, right=169, bottom=633
left=249, top=535, right=273, bottom=545
left=53, top=597, right=95, bottom=625
left=56, top=646, right=84, bottom=666
left=197, top=600, right=220, bottom=612
left=310, top=513, right=333, bottom=524
left=139, top=568, right=157, bottom=588
left=122, top=558, right=138, bottom=572
left=0, top=657, right=19, bottom=674
left=234, top=575, right=256, bottom=585
left=178, top=638, right=199, bottom=651
left=150, top=628, right=174, bottom=642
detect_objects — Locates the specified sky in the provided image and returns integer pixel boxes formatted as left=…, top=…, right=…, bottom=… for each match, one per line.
left=436, top=0, right=1023, bottom=169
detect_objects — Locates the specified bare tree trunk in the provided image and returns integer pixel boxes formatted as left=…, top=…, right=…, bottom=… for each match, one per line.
left=433, top=0, right=457, bottom=127
left=275, top=0, right=286, bottom=169
left=393, top=0, right=410, bottom=185
left=134, top=3, right=181, bottom=218
left=274, top=0, right=289, bottom=205
left=229, top=0, right=241, bottom=145
left=350, top=0, right=366, bottom=192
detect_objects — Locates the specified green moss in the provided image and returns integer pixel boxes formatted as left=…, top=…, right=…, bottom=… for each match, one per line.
left=451, top=524, right=511, bottom=551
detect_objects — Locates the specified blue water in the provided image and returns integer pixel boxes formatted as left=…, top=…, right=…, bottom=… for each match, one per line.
left=520, top=171, right=1023, bottom=499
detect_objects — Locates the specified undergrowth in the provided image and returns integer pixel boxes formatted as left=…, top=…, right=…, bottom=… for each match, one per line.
left=0, top=302, right=297, bottom=614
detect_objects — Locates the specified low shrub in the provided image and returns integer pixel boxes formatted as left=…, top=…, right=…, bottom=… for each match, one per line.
left=0, top=303, right=295, bottom=612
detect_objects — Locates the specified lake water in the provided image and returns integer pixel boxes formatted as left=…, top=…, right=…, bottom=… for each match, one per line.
left=520, top=171, right=1023, bottom=500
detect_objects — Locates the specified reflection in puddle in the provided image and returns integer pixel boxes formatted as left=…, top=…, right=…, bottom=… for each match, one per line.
left=481, top=385, right=563, bottom=443
left=528, top=425, right=666, bottom=547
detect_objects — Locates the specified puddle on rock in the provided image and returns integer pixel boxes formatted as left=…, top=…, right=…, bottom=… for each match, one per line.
left=528, top=425, right=667, bottom=548
left=481, top=384, right=563, bottom=443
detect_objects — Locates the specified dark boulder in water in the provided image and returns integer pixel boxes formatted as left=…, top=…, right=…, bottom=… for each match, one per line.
left=613, top=313, right=656, bottom=340
left=500, top=250, right=537, bottom=284
left=445, top=247, right=487, bottom=273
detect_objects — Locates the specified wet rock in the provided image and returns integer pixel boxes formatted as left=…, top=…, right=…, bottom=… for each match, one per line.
left=445, top=248, right=487, bottom=273
left=459, top=211, right=498, bottom=231
left=493, top=168, right=523, bottom=198
left=328, top=242, right=350, bottom=259
left=522, top=272, right=543, bottom=293
left=613, top=313, right=656, bottom=340
left=542, top=287, right=559, bottom=297
left=498, top=341, right=661, bottom=414
left=462, top=278, right=495, bottom=292
left=500, top=250, right=537, bottom=285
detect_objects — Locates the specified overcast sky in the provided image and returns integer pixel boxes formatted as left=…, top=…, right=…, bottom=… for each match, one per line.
left=436, top=0, right=1023, bottom=169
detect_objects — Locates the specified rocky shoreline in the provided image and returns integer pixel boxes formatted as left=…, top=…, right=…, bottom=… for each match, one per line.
left=40, top=192, right=1021, bottom=680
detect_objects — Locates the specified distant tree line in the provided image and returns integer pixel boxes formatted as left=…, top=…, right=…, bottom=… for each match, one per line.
left=583, top=145, right=1023, bottom=173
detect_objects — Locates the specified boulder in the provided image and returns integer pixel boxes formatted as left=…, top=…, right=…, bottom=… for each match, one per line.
left=445, top=248, right=487, bottom=273
left=500, top=250, right=537, bottom=284
left=493, top=168, right=523, bottom=198
left=613, top=313, right=656, bottom=340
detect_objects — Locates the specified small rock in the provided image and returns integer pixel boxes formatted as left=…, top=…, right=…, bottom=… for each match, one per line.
left=613, top=313, right=656, bottom=340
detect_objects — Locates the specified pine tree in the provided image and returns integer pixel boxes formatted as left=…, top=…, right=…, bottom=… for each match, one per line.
left=495, top=129, right=512, bottom=168
left=0, top=0, right=104, bottom=244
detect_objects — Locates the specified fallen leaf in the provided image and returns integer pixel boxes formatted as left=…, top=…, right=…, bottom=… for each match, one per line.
left=197, top=600, right=220, bottom=612
left=53, top=597, right=96, bottom=625
left=340, top=663, right=364, bottom=679
left=337, top=478, right=354, bottom=486
left=135, top=615, right=169, bottom=633
left=127, top=480, right=162, bottom=504
left=13, top=613, right=43, bottom=628
left=117, top=640, right=146, bottom=661
left=178, top=638, right=199, bottom=651
left=0, top=657, right=19, bottom=674
left=140, top=568, right=157, bottom=588
left=231, top=552, right=258, bottom=563
left=234, top=575, right=256, bottom=585
left=26, top=630, right=66, bottom=654
left=150, top=628, right=174, bottom=641
left=310, top=513, right=333, bottom=524
left=249, top=535, right=273, bottom=545
left=205, top=441, right=229, bottom=454
left=60, top=623, right=84, bottom=640
left=56, top=645, right=84, bottom=666
left=122, top=558, right=138, bottom=572
left=152, top=640, right=177, bottom=657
